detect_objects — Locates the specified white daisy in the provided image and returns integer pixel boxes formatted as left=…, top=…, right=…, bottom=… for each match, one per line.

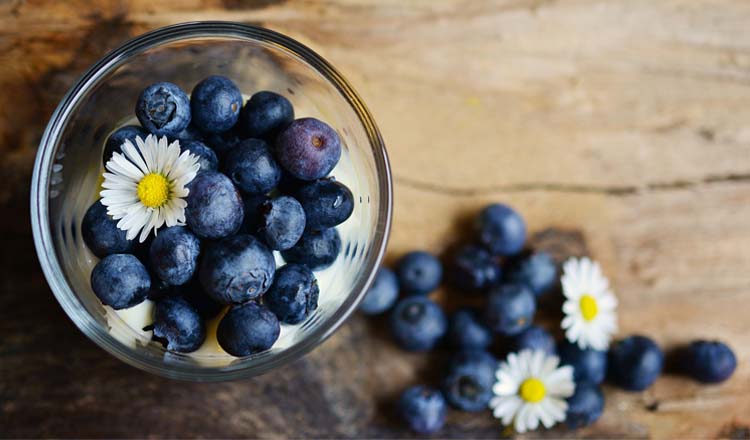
left=490, top=349, right=575, bottom=433
left=100, top=134, right=200, bottom=242
left=560, top=257, right=618, bottom=350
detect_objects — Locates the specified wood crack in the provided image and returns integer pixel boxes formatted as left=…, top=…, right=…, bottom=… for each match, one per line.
left=395, top=172, right=750, bottom=197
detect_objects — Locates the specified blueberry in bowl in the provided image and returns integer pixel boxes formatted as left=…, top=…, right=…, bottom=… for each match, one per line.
left=32, top=23, right=391, bottom=381
left=241, top=90, right=294, bottom=139
left=136, top=82, right=191, bottom=137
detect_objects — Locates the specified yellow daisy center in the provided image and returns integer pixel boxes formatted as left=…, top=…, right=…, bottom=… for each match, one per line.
left=519, top=378, right=546, bottom=403
left=579, top=294, right=599, bottom=321
left=137, top=173, right=170, bottom=208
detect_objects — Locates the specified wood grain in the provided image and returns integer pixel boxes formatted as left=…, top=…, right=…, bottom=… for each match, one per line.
left=1, top=0, right=749, bottom=438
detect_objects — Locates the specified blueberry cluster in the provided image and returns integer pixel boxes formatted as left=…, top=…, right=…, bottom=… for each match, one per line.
left=82, top=76, right=354, bottom=356
left=359, top=203, right=738, bottom=434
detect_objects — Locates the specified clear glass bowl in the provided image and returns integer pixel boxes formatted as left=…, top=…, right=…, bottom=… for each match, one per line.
left=30, top=22, right=392, bottom=381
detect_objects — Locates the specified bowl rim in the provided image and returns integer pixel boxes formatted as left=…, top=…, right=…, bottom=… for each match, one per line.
left=30, top=21, right=393, bottom=381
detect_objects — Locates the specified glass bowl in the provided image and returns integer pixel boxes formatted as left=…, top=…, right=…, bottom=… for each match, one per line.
left=30, top=22, right=392, bottom=381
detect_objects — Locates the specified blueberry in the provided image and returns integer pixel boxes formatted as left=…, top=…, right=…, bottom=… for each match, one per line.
left=190, top=75, right=243, bottom=133
left=390, top=296, right=447, bottom=351
left=398, top=386, right=446, bottom=434
left=185, top=171, right=244, bottom=239
left=81, top=200, right=134, bottom=258
left=181, top=139, right=218, bottom=173
left=683, top=340, right=737, bottom=384
left=359, top=268, right=399, bottom=315
left=103, top=125, right=148, bottom=164
left=281, top=228, right=341, bottom=271
left=448, top=349, right=499, bottom=373
left=566, top=382, right=605, bottom=428
left=173, top=123, right=205, bottom=142
left=135, top=82, right=191, bottom=137
left=264, top=263, right=319, bottom=324
left=476, top=203, right=526, bottom=256
left=450, top=245, right=501, bottom=290
left=277, top=171, right=305, bottom=195
left=174, top=278, right=224, bottom=320
left=203, top=126, right=245, bottom=155
left=294, top=178, right=354, bottom=231
left=559, top=341, right=608, bottom=385
left=256, top=196, right=306, bottom=251
left=90, top=254, right=150, bottom=310
left=506, top=251, right=557, bottom=297
left=200, top=234, right=275, bottom=304
left=149, top=296, right=205, bottom=353
left=217, top=302, right=280, bottom=356
left=396, top=251, right=443, bottom=296
left=484, top=283, right=536, bottom=336
left=148, top=226, right=201, bottom=286
left=222, top=138, right=282, bottom=195
left=239, top=193, right=268, bottom=234
left=241, top=90, right=294, bottom=139
left=447, top=308, right=493, bottom=350
left=608, top=335, right=663, bottom=391
left=443, top=350, right=497, bottom=412
left=513, top=325, right=556, bottom=355
left=275, top=118, right=341, bottom=181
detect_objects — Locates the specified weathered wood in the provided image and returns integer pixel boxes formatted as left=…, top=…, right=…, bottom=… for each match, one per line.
left=1, top=1, right=749, bottom=438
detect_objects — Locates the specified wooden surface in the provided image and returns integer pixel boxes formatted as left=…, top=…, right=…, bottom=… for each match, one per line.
left=1, top=0, right=750, bottom=438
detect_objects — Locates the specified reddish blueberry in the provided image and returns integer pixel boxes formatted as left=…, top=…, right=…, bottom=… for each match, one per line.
left=275, top=118, right=341, bottom=181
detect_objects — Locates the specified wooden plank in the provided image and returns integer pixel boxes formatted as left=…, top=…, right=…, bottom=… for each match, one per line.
left=1, top=1, right=748, bottom=438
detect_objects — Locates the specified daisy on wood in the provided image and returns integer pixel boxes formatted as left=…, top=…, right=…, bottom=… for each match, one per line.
left=561, top=257, right=618, bottom=350
left=490, top=349, right=575, bottom=433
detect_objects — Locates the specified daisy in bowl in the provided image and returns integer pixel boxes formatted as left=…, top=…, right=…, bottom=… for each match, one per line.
left=100, top=134, right=200, bottom=242
left=490, top=349, right=575, bottom=433
left=561, top=257, right=618, bottom=351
